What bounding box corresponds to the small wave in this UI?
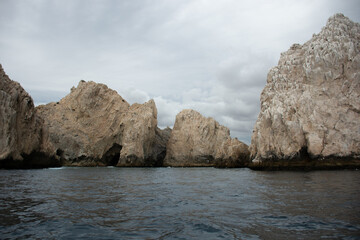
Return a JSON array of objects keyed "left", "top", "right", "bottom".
[{"left": 48, "top": 167, "right": 66, "bottom": 170}]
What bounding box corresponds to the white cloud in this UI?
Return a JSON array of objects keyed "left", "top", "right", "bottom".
[
  {"left": 153, "top": 96, "right": 183, "bottom": 129},
  {"left": 119, "top": 87, "right": 150, "bottom": 105}
]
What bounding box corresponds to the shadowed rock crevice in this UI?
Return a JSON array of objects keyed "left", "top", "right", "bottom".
[
  {"left": 298, "top": 146, "right": 311, "bottom": 161},
  {"left": 102, "top": 143, "right": 122, "bottom": 166},
  {"left": 0, "top": 151, "right": 60, "bottom": 169},
  {"left": 152, "top": 127, "right": 172, "bottom": 166},
  {"left": 21, "top": 151, "right": 61, "bottom": 168}
]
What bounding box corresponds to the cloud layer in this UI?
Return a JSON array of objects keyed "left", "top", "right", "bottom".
[{"left": 1, "top": 0, "right": 359, "bottom": 143}]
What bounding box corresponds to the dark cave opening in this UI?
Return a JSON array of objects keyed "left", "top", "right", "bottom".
[
  {"left": 298, "top": 146, "right": 311, "bottom": 161},
  {"left": 102, "top": 143, "right": 122, "bottom": 166}
]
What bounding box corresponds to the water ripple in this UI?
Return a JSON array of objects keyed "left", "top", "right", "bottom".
[{"left": 0, "top": 168, "right": 359, "bottom": 239}]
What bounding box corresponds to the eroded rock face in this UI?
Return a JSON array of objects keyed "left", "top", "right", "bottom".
[
  {"left": 250, "top": 14, "right": 360, "bottom": 169},
  {"left": 153, "top": 127, "right": 172, "bottom": 165},
  {"left": 0, "top": 64, "right": 59, "bottom": 168},
  {"left": 37, "top": 80, "right": 163, "bottom": 167},
  {"left": 164, "top": 109, "right": 249, "bottom": 167},
  {"left": 214, "top": 138, "right": 250, "bottom": 168},
  {"left": 116, "top": 100, "right": 162, "bottom": 167}
]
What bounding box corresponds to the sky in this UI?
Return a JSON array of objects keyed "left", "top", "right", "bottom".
[{"left": 1, "top": 0, "right": 359, "bottom": 144}]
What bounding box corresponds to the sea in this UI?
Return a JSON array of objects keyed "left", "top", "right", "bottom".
[{"left": 0, "top": 167, "right": 359, "bottom": 239}]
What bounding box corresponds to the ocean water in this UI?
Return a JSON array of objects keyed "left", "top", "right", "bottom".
[{"left": 0, "top": 167, "right": 359, "bottom": 239}]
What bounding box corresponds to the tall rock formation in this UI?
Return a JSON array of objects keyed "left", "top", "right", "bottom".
[
  {"left": 164, "top": 109, "right": 249, "bottom": 167},
  {"left": 37, "top": 80, "right": 167, "bottom": 167},
  {"left": 250, "top": 14, "right": 360, "bottom": 169},
  {"left": 0, "top": 64, "right": 59, "bottom": 168}
]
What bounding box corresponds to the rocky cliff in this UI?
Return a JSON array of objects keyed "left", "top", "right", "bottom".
[
  {"left": 0, "top": 64, "right": 59, "bottom": 168},
  {"left": 164, "top": 109, "right": 249, "bottom": 167},
  {"left": 37, "top": 80, "right": 167, "bottom": 167},
  {"left": 250, "top": 14, "right": 360, "bottom": 169}
]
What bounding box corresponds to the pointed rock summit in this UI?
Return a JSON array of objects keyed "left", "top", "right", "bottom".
[
  {"left": 250, "top": 14, "right": 360, "bottom": 169},
  {"left": 164, "top": 109, "right": 249, "bottom": 167}
]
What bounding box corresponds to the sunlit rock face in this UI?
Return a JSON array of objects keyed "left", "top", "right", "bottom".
[
  {"left": 0, "top": 64, "right": 59, "bottom": 168},
  {"left": 37, "top": 80, "right": 166, "bottom": 167},
  {"left": 250, "top": 14, "right": 360, "bottom": 169},
  {"left": 164, "top": 109, "right": 249, "bottom": 167}
]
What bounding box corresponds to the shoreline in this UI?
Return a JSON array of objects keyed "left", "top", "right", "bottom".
[{"left": 2, "top": 158, "right": 360, "bottom": 171}]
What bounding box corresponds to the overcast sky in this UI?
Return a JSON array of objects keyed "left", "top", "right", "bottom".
[{"left": 1, "top": 0, "right": 359, "bottom": 144}]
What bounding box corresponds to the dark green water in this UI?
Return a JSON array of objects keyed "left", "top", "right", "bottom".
[{"left": 0, "top": 167, "right": 359, "bottom": 239}]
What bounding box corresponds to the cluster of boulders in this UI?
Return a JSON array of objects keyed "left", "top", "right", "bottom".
[{"left": 1, "top": 13, "right": 359, "bottom": 169}]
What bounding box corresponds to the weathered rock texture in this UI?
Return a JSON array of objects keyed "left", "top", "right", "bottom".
[
  {"left": 250, "top": 14, "right": 360, "bottom": 169},
  {"left": 153, "top": 127, "right": 172, "bottom": 165},
  {"left": 164, "top": 109, "right": 249, "bottom": 167},
  {"left": 37, "top": 80, "right": 167, "bottom": 167},
  {"left": 0, "top": 64, "right": 59, "bottom": 168}
]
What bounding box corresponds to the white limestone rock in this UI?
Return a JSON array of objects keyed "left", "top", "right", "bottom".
[{"left": 250, "top": 14, "right": 360, "bottom": 168}]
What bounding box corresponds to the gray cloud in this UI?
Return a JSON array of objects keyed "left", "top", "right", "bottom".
[{"left": 1, "top": 0, "right": 359, "bottom": 144}]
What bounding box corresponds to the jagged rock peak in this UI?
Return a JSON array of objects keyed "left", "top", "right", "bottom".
[
  {"left": 65, "top": 80, "right": 130, "bottom": 109},
  {"left": 0, "top": 64, "right": 59, "bottom": 168},
  {"left": 322, "top": 13, "right": 359, "bottom": 36},
  {"left": 250, "top": 14, "right": 360, "bottom": 169},
  {"left": 0, "top": 64, "right": 39, "bottom": 160}
]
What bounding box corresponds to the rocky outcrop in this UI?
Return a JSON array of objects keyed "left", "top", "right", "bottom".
[
  {"left": 164, "top": 109, "right": 249, "bottom": 167},
  {"left": 116, "top": 100, "right": 164, "bottom": 167},
  {"left": 0, "top": 64, "right": 59, "bottom": 168},
  {"left": 37, "top": 80, "right": 165, "bottom": 167},
  {"left": 250, "top": 14, "right": 360, "bottom": 169},
  {"left": 214, "top": 138, "right": 250, "bottom": 168}
]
